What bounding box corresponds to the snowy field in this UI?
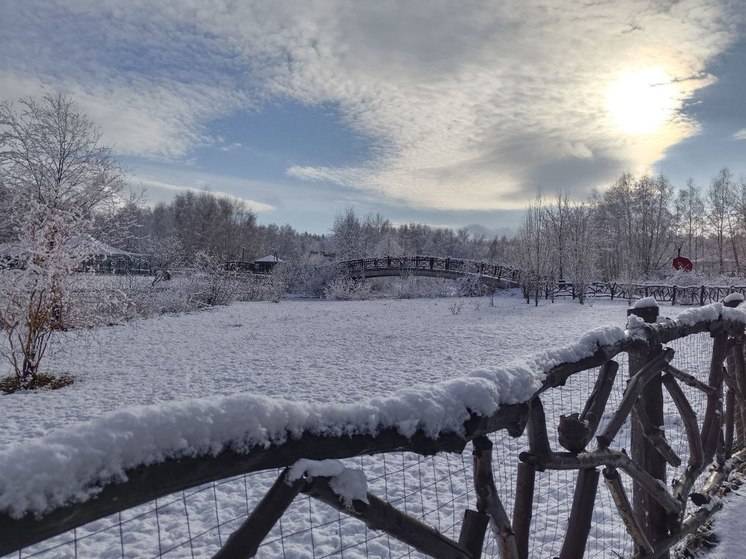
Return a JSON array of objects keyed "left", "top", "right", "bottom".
[
  {"left": 2, "top": 292, "right": 645, "bottom": 444},
  {"left": 0, "top": 293, "right": 729, "bottom": 558}
]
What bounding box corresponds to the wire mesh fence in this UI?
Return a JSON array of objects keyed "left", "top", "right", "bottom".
[{"left": 2, "top": 321, "right": 730, "bottom": 559}]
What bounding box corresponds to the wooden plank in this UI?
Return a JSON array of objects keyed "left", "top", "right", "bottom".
[
  {"left": 558, "top": 468, "right": 600, "bottom": 559},
  {"left": 212, "top": 469, "right": 302, "bottom": 559},
  {"left": 303, "top": 477, "right": 472, "bottom": 559},
  {"left": 512, "top": 462, "right": 535, "bottom": 559}
]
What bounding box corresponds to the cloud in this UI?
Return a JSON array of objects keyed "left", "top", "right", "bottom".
[
  {"left": 735, "top": 129, "right": 746, "bottom": 141},
  {"left": 127, "top": 175, "right": 275, "bottom": 213},
  {"left": 2, "top": 0, "right": 743, "bottom": 210}
]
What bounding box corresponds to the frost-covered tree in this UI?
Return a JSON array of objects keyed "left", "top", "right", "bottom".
[
  {"left": 707, "top": 168, "right": 737, "bottom": 274},
  {"left": 332, "top": 208, "right": 363, "bottom": 260},
  {"left": 675, "top": 179, "right": 705, "bottom": 264},
  {"left": 0, "top": 94, "right": 122, "bottom": 387}
]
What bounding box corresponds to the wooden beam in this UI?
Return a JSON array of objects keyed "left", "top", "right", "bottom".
[
  {"left": 633, "top": 401, "right": 681, "bottom": 467},
  {"left": 527, "top": 398, "right": 551, "bottom": 460},
  {"left": 700, "top": 333, "right": 728, "bottom": 466},
  {"left": 212, "top": 468, "right": 302, "bottom": 559},
  {"left": 512, "top": 462, "right": 535, "bottom": 559},
  {"left": 519, "top": 449, "right": 681, "bottom": 516},
  {"left": 472, "top": 436, "right": 519, "bottom": 559},
  {"left": 303, "top": 477, "right": 472, "bottom": 559},
  {"left": 662, "top": 363, "right": 716, "bottom": 395},
  {"left": 603, "top": 467, "right": 653, "bottom": 556},
  {"left": 596, "top": 348, "right": 674, "bottom": 449},
  {"left": 458, "top": 510, "right": 489, "bottom": 559},
  {"left": 580, "top": 360, "right": 619, "bottom": 445},
  {"left": 558, "top": 468, "right": 600, "bottom": 559}
]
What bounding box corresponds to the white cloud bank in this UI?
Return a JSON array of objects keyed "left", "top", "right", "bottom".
[
  {"left": 1, "top": 0, "right": 742, "bottom": 210},
  {"left": 735, "top": 129, "right": 746, "bottom": 141}
]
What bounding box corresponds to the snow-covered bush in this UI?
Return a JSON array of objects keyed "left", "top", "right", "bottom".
[
  {"left": 323, "top": 276, "right": 371, "bottom": 301},
  {"left": 189, "top": 251, "right": 239, "bottom": 307}
]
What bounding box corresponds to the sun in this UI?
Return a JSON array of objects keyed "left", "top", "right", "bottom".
[{"left": 605, "top": 68, "right": 681, "bottom": 135}]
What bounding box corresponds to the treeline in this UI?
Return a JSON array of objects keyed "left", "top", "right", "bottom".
[
  {"left": 515, "top": 169, "right": 746, "bottom": 288},
  {"left": 97, "top": 193, "right": 511, "bottom": 268},
  {"left": 330, "top": 208, "right": 509, "bottom": 261},
  {"left": 95, "top": 191, "right": 328, "bottom": 267}
]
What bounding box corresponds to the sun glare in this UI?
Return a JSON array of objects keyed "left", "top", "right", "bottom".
[{"left": 605, "top": 68, "right": 680, "bottom": 135}]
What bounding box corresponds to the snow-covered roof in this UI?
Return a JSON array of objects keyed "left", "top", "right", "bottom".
[{"left": 255, "top": 254, "right": 283, "bottom": 263}]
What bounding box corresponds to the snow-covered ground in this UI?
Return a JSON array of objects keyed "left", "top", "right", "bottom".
[
  {"left": 0, "top": 293, "right": 724, "bottom": 558},
  {"left": 705, "top": 486, "right": 746, "bottom": 559},
  {"left": 1, "top": 292, "right": 644, "bottom": 445}
]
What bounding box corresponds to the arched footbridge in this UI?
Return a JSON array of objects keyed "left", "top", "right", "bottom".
[{"left": 336, "top": 255, "right": 522, "bottom": 289}]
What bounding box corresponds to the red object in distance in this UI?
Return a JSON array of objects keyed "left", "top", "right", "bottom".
[{"left": 673, "top": 256, "right": 693, "bottom": 272}]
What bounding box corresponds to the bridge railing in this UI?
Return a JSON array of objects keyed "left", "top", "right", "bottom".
[
  {"left": 337, "top": 255, "right": 522, "bottom": 284},
  {"left": 3, "top": 301, "right": 746, "bottom": 558}
]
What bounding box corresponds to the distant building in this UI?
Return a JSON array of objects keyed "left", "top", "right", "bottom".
[
  {"left": 0, "top": 237, "right": 152, "bottom": 275},
  {"left": 224, "top": 254, "right": 284, "bottom": 274},
  {"left": 252, "top": 254, "right": 284, "bottom": 274}
]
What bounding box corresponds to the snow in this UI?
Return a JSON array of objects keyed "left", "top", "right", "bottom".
[
  {"left": 288, "top": 459, "right": 369, "bottom": 507},
  {"left": 723, "top": 292, "right": 745, "bottom": 304},
  {"left": 633, "top": 296, "right": 659, "bottom": 309},
  {"left": 0, "top": 295, "right": 737, "bottom": 557},
  {"left": 703, "top": 489, "right": 746, "bottom": 558},
  {"left": 0, "top": 299, "right": 638, "bottom": 518}
]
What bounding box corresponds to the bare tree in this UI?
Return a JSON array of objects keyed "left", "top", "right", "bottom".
[
  {"left": 0, "top": 94, "right": 122, "bottom": 388},
  {"left": 675, "top": 179, "right": 705, "bottom": 264},
  {"left": 707, "top": 168, "right": 736, "bottom": 274},
  {"left": 565, "top": 202, "right": 594, "bottom": 303}
]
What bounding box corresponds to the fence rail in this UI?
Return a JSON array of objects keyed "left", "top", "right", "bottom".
[{"left": 3, "top": 300, "right": 746, "bottom": 558}]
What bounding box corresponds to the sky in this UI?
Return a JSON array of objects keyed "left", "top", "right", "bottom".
[{"left": 1, "top": 0, "right": 745, "bottom": 234}]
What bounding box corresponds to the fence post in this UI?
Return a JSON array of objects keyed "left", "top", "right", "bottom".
[
  {"left": 671, "top": 286, "right": 677, "bottom": 306},
  {"left": 627, "top": 302, "right": 669, "bottom": 557},
  {"left": 724, "top": 296, "right": 746, "bottom": 451},
  {"left": 700, "top": 285, "right": 706, "bottom": 306}
]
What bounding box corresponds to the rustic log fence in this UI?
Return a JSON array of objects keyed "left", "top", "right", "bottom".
[{"left": 3, "top": 300, "right": 746, "bottom": 558}]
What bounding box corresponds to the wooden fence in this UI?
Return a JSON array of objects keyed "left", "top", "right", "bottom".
[{"left": 3, "top": 301, "right": 746, "bottom": 558}]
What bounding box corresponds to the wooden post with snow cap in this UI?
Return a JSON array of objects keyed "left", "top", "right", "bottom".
[{"left": 626, "top": 298, "right": 669, "bottom": 558}]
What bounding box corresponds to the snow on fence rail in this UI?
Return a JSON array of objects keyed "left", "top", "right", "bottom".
[{"left": 3, "top": 300, "right": 746, "bottom": 558}]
